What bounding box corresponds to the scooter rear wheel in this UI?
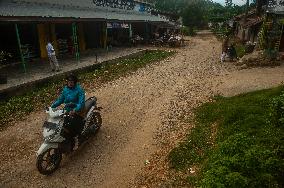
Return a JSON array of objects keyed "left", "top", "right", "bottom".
[
  {"left": 36, "top": 148, "right": 62, "bottom": 175},
  {"left": 92, "top": 112, "right": 102, "bottom": 130}
]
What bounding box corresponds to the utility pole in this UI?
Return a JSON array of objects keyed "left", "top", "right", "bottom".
[
  {"left": 72, "top": 22, "right": 80, "bottom": 62},
  {"left": 245, "top": 0, "right": 249, "bottom": 21}
]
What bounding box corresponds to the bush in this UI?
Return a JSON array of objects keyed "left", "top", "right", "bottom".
[
  {"left": 235, "top": 43, "right": 246, "bottom": 58},
  {"left": 201, "top": 135, "right": 284, "bottom": 187},
  {"left": 269, "top": 91, "right": 284, "bottom": 127},
  {"left": 264, "top": 49, "right": 279, "bottom": 61},
  {"left": 169, "top": 87, "right": 284, "bottom": 187},
  {"left": 181, "top": 26, "right": 196, "bottom": 36}
]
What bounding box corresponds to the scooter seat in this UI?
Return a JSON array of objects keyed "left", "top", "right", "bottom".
[
  {"left": 84, "top": 97, "right": 97, "bottom": 112},
  {"left": 77, "top": 97, "right": 97, "bottom": 118}
]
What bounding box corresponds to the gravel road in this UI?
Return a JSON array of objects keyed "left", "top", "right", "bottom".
[{"left": 1, "top": 33, "right": 284, "bottom": 188}]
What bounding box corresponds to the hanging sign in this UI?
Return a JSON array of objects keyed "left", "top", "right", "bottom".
[
  {"left": 107, "top": 22, "right": 129, "bottom": 29},
  {"left": 121, "top": 23, "right": 129, "bottom": 28},
  {"left": 107, "top": 23, "right": 113, "bottom": 28},
  {"left": 112, "top": 22, "right": 121, "bottom": 28}
]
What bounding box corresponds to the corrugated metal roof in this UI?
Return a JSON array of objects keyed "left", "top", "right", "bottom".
[
  {"left": 267, "top": 0, "right": 284, "bottom": 15},
  {"left": 0, "top": 0, "right": 166, "bottom": 22},
  {"left": 156, "top": 21, "right": 181, "bottom": 29}
]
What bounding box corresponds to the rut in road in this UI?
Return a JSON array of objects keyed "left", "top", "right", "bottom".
[{"left": 0, "top": 35, "right": 231, "bottom": 188}]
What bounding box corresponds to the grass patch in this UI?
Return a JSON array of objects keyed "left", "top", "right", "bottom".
[
  {"left": 169, "top": 87, "right": 284, "bottom": 187},
  {"left": 0, "top": 50, "right": 175, "bottom": 130},
  {"left": 235, "top": 43, "right": 246, "bottom": 58}
]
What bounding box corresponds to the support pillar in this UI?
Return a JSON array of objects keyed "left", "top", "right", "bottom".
[
  {"left": 15, "top": 24, "right": 26, "bottom": 73},
  {"left": 50, "top": 24, "right": 58, "bottom": 53},
  {"left": 129, "top": 23, "right": 133, "bottom": 38},
  {"left": 77, "top": 23, "right": 86, "bottom": 52},
  {"left": 72, "top": 22, "right": 80, "bottom": 61},
  {"left": 37, "top": 23, "right": 48, "bottom": 58},
  {"left": 144, "top": 22, "right": 149, "bottom": 43},
  {"left": 103, "top": 22, "right": 107, "bottom": 49}
]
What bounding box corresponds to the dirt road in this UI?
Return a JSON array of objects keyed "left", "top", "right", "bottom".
[{"left": 1, "top": 33, "right": 284, "bottom": 188}]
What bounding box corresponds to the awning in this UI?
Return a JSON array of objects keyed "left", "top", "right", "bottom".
[
  {"left": 0, "top": 0, "right": 167, "bottom": 22},
  {"left": 154, "top": 21, "right": 181, "bottom": 29}
]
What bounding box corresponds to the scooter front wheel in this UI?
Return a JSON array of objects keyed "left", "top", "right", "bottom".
[{"left": 36, "top": 148, "right": 62, "bottom": 175}]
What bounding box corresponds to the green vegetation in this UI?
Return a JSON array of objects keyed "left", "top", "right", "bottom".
[
  {"left": 0, "top": 50, "right": 175, "bottom": 130},
  {"left": 235, "top": 43, "right": 246, "bottom": 58},
  {"left": 169, "top": 87, "right": 284, "bottom": 187},
  {"left": 181, "top": 26, "right": 196, "bottom": 36},
  {"left": 154, "top": 0, "right": 246, "bottom": 29},
  {"left": 264, "top": 49, "right": 279, "bottom": 61}
]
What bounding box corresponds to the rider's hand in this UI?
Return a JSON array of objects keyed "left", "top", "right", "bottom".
[{"left": 69, "top": 110, "right": 76, "bottom": 116}]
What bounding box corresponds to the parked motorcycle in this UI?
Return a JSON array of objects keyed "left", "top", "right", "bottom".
[
  {"left": 168, "top": 35, "right": 182, "bottom": 47},
  {"left": 36, "top": 96, "right": 102, "bottom": 175},
  {"left": 131, "top": 34, "right": 144, "bottom": 46}
]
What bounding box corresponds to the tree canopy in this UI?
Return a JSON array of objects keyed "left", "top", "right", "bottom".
[{"left": 153, "top": 0, "right": 247, "bottom": 28}]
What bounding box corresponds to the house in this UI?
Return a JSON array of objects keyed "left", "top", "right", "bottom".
[
  {"left": 234, "top": 9, "right": 263, "bottom": 43},
  {"left": 265, "top": 0, "right": 284, "bottom": 51},
  {"left": 0, "top": 0, "right": 170, "bottom": 71}
]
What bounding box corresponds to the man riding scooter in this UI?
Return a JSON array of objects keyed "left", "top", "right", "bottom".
[
  {"left": 51, "top": 73, "right": 85, "bottom": 150},
  {"left": 36, "top": 73, "right": 102, "bottom": 175}
]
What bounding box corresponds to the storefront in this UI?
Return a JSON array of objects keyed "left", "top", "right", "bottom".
[
  {"left": 0, "top": 0, "right": 169, "bottom": 73},
  {"left": 0, "top": 23, "right": 20, "bottom": 63},
  {"left": 55, "top": 23, "right": 74, "bottom": 57},
  {"left": 83, "top": 21, "right": 104, "bottom": 49},
  {"left": 107, "top": 22, "right": 131, "bottom": 47},
  {"left": 0, "top": 23, "right": 40, "bottom": 64}
]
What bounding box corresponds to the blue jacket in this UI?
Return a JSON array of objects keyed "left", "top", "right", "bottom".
[{"left": 51, "top": 84, "right": 85, "bottom": 112}]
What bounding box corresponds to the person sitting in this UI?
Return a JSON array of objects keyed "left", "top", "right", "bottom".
[
  {"left": 51, "top": 73, "right": 85, "bottom": 150},
  {"left": 221, "top": 37, "right": 229, "bottom": 63},
  {"left": 228, "top": 44, "right": 237, "bottom": 61}
]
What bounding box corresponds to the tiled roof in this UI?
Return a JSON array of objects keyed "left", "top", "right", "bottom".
[
  {"left": 0, "top": 0, "right": 166, "bottom": 22},
  {"left": 239, "top": 17, "right": 263, "bottom": 28},
  {"left": 234, "top": 9, "right": 257, "bottom": 20}
]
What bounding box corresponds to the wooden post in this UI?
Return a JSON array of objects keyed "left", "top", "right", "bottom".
[
  {"left": 145, "top": 22, "right": 149, "bottom": 43},
  {"left": 50, "top": 24, "right": 58, "bottom": 54},
  {"left": 181, "top": 24, "right": 184, "bottom": 46},
  {"left": 104, "top": 22, "right": 107, "bottom": 50},
  {"left": 182, "top": 26, "right": 184, "bottom": 40},
  {"left": 37, "top": 23, "right": 48, "bottom": 58},
  {"left": 15, "top": 24, "right": 26, "bottom": 73},
  {"left": 77, "top": 23, "right": 86, "bottom": 52},
  {"left": 129, "top": 23, "right": 133, "bottom": 38}
]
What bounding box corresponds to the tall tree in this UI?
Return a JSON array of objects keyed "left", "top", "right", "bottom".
[
  {"left": 153, "top": 0, "right": 247, "bottom": 28},
  {"left": 256, "top": 0, "right": 264, "bottom": 15},
  {"left": 225, "top": 0, "right": 233, "bottom": 7}
]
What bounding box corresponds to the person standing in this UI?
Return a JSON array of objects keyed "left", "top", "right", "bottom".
[
  {"left": 221, "top": 37, "right": 229, "bottom": 63},
  {"left": 228, "top": 44, "right": 237, "bottom": 61},
  {"left": 46, "top": 41, "right": 60, "bottom": 72}
]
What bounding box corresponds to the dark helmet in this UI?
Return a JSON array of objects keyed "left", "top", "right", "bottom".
[{"left": 66, "top": 73, "right": 78, "bottom": 83}]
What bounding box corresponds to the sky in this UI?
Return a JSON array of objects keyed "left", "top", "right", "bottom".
[{"left": 212, "top": 0, "right": 247, "bottom": 6}]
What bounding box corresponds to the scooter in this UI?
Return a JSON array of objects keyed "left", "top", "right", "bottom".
[{"left": 36, "top": 97, "right": 102, "bottom": 175}]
